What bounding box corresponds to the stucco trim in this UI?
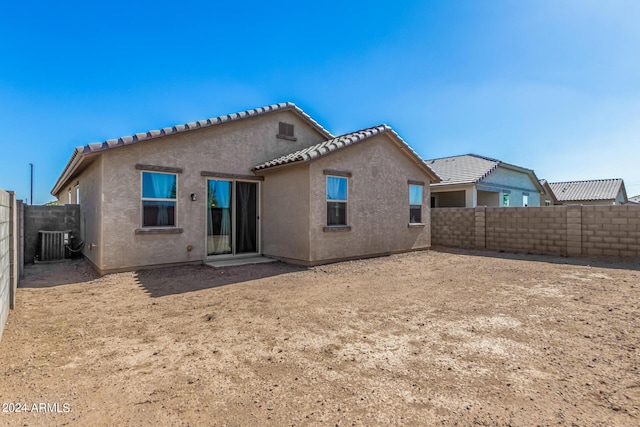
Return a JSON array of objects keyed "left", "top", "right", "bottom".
[
  {"left": 323, "top": 226, "right": 352, "bottom": 232},
  {"left": 276, "top": 133, "right": 297, "bottom": 141},
  {"left": 408, "top": 223, "right": 426, "bottom": 228},
  {"left": 323, "top": 169, "right": 352, "bottom": 178},
  {"left": 408, "top": 179, "right": 425, "bottom": 186},
  {"left": 200, "top": 171, "right": 265, "bottom": 181},
  {"left": 135, "top": 228, "right": 184, "bottom": 235},
  {"left": 135, "top": 164, "right": 184, "bottom": 174}
]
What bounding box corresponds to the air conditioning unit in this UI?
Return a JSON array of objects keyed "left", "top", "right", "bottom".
[{"left": 37, "top": 230, "right": 71, "bottom": 262}]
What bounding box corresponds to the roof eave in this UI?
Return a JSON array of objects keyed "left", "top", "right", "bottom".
[
  {"left": 252, "top": 160, "right": 307, "bottom": 175},
  {"left": 486, "top": 162, "right": 545, "bottom": 193},
  {"left": 252, "top": 126, "right": 441, "bottom": 183},
  {"left": 51, "top": 148, "right": 85, "bottom": 196},
  {"left": 382, "top": 129, "right": 440, "bottom": 183},
  {"left": 619, "top": 180, "right": 628, "bottom": 203},
  {"left": 431, "top": 180, "right": 475, "bottom": 187}
]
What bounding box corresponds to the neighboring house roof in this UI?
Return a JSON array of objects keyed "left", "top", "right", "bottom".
[
  {"left": 252, "top": 124, "right": 441, "bottom": 182},
  {"left": 629, "top": 195, "right": 640, "bottom": 204},
  {"left": 426, "top": 154, "right": 499, "bottom": 185},
  {"left": 548, "top": 179, "right": 627, "bottom": 202},
  {"left": 51, "top": 102, "right": 334, "bottom": 196},
  {"left": 426, "top": 154, "right": 543, "bottom": 192}
]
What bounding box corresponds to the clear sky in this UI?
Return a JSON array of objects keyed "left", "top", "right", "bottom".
[{"left": 1, "top": 0, "right": 639, "bottom": 204}]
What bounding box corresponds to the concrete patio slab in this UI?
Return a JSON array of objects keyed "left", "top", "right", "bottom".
[{"left": 204, "top": 256, "right": 276, "bottom": 269}]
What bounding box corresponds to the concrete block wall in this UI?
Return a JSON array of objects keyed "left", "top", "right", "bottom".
[
  {"left": 485, "top": 206, "right": 567, "bottom": 255},
  {"left": 0, "top": 189, "right": 15, "bottom": 344},
  {"left": 432, "top": 205, "right": 640, "bottom": 258},
  {"left": 431, "top": 207, "right": 475, "bottom": 247},
  {"left": 581, "top": 205, "right": 640, "bottom": 257},
  {"left": 24, "top": 205, "right": 81, "bottom": 263}
]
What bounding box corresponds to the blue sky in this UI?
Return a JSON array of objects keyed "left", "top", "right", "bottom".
[{"left": 1, "top": 0, "right": 639, "bottom": 203}]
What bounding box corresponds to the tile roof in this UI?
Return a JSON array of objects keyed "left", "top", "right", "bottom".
[
  {"left": 252, "top": 124, "right": 440, "bottom": 181},
  {"left": 548, "top": 179, "right": 625, "bottom": 202},
  {"left": 425, "top": 154, "right": 501, "bottom": 185},
  {"left": 80, "top": 102, "right": 333, "bottom": 155},
  {"left": 52, "top": 102, "right": 333, "bottom": 195}
]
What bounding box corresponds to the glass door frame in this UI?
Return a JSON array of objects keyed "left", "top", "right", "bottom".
[{"left": 205, "top": 178, "right": 261, "bottom": 260}]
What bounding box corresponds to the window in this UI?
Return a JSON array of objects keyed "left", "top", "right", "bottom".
[
  {"left": 68, "top": 190, "right": 72, "bottom": 204},
  {"left": 409, "top": 185, "right": 423, "bottom": 223},
  {"left": 326, "top": 176, "right": 347, "bottom": 226},
  {"left": 75, "top": 185, "right": 80, "bottom": 205},
  {"left": 142, "top": 171, "right": 177, "bottom": 227},
  {"left": 545, "top": 200, "right": 551, "bottom": 207},
  {"left": 277, "top": 122, "right": 296, "bottom": 141},
  {"left": 502, "top": 193, "right": 510, "bottom": 207},
  {"left": 522, "top": 193, "right": 529, "bottom": 207}
]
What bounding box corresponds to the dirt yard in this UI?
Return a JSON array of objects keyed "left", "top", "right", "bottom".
[{"left": 0, "top": 249, "right": 638, "bottom": 426}]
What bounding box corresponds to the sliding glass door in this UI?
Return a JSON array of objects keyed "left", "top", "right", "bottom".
[{"left": 207, "top": 179, "right": 258, "bottom": 257}]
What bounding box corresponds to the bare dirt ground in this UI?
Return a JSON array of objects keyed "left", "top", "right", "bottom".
[{"left": 0, "top": 249, "right": 639, "bottom": 426}]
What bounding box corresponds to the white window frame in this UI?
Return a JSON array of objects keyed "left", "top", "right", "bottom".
[
  {"left": 75, "top": 184, "right": 80, "bottom": 205},
  {"left": 68, "top": 190, "right": 72, "bottom": 204},
  {"left": 409, "top": 184, "right": 423, "bottom": 224},
  {"left": 502, "top": 192, "right": 510, "bottom": 207},
  {"left": 141, "top": 171, "right": 178, "bottom": 228},
  {"left": 326, "top": 175, "right": 348, "bottom": 227},
  {"left": 522, "top": 193, "right": 529, "bottom": 207}
]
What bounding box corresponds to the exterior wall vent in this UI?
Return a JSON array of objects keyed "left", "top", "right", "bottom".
[
  {"left": 277, "top": 122, "right": 296, "bottom": 141},
  {"left": 37, "top": 230, "right": 70, "bottom": 262}
]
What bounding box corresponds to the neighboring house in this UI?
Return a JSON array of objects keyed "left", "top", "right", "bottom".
[
  {"left": 52, "top": 102, "right": 440, "bottom": 274},
  {"left": 539, "top": 179, "right": 559, "bottom": 207},
  {"left": 629, "top": 195, "right": 640, "bottom": 204},
  {"left": 426, "top": 154, "right": 544, "bottom": 208},
  {"left": 546, "top": 179, "right": 628, "bottom": 205}
]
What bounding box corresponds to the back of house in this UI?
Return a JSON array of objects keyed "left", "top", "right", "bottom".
[{"left": 52, "top": 103, "right": 439, "bottom": 274}]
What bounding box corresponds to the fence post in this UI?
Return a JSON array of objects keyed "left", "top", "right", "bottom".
[
  {"left": 566, "top": 205, "right": 582, "bottom": 256},
  {"left": 474, "top": 206, "right": 486, "bottom": 249}
]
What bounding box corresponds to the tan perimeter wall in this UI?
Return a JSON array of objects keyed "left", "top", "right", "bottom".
[
  {"left": 486, "top": 207, "right": 567, "bottom": 255},
  {"left": 432, "top": 205, "right": 640, "bottom": 258},
  {"left": 0, "top": 189, "right": 18, "bottom": 344},
  {"left": 431, "top": 207, "right": 475, "bottom": 247}
]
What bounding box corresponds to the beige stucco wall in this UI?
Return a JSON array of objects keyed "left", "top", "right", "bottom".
[
  {"left": 96, "top": 110, "right": 327, "bottom": 272},
  {"left": 477, "top": 190, "right": 501, "bottom": 206},
  {"left": 55, "top": 157, "right": 104, "bottom": 269},
  {"left": 261, "top": 164, "right": 311, "bottom": 262},
  {"left": 306, "top": 134, "right": 433, "bottom": 263},
  {"left": 431, "top": 184, "right": 473, "bottom": 208}
]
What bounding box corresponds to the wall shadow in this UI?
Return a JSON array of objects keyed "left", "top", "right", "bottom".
[
  {"left": 134, "top": 262, "right": 307, "bottom": 298},
  {"left": 19, "top": 259, "right": 100, "bottom": 288},
  {"left": 432, "top": 246, "right": 640, "bottom": 272}
]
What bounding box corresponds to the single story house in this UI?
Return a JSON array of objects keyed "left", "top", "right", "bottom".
[
  {"left": 426, "top": 154, "right": 544, "bottom": 208},
  {"left": 52, "top": 102, "right": 440, "bottom": 274},
  {"left": 545, "top": 179, "right": 628, "bottom": 205}
]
